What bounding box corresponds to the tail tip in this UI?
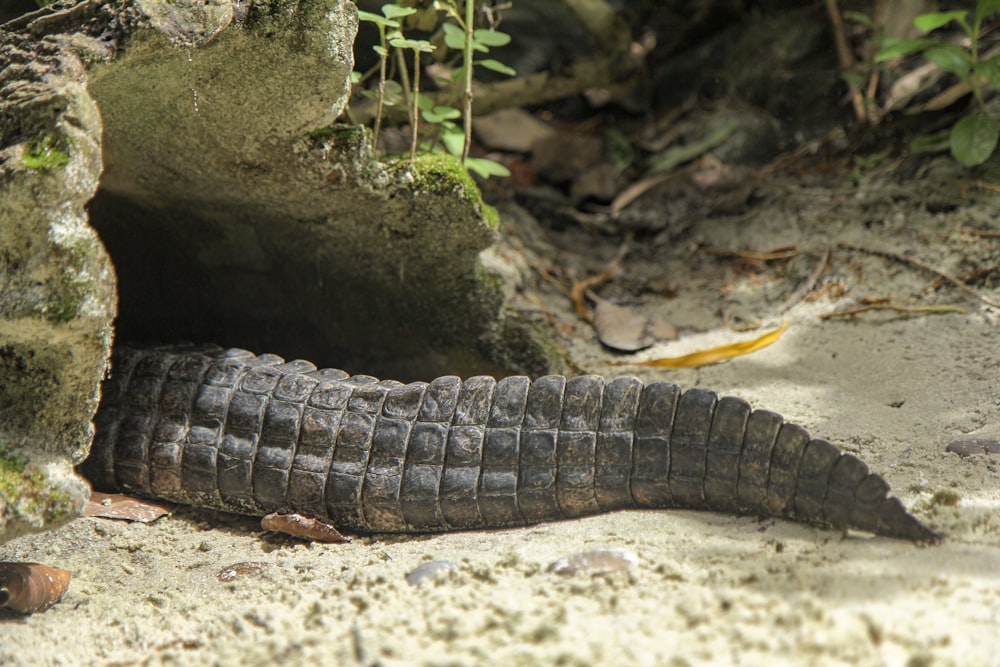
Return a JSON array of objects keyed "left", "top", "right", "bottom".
[{"left": 877, "top": 497, "right": 941, "bottom": 544}]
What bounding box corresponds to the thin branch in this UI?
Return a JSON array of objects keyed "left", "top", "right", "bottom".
[
  {"left": 819, "top": 303, "right": 965, "bottom": 319},
  {"left": 839, "top": 242, "right": 1000, "bottom": 308},
  {"left": 778, "top": 248, "right": 831, "bottom": 313},
  {"left": 462, "top": 0, "right": 474, "bottom": 165},
  {"left": 823, "top": 0, "right": 867, "bottom": 124}
]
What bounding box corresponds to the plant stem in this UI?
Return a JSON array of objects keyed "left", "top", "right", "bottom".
[
  {"left": 410, "top": 50, "right": 422, "bottom": 162},
  {"left": 462, "top": 0, "right": 474, "bottom": 164},
  {"left": 970, "top": 14, "right": 986, "bottom": 110},
  {"left": 372, "top": 30, "right": 388, "bottom": 151}
]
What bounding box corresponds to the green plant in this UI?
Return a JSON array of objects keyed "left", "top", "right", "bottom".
[
  {"left": 878, "top": 0, "right": 1000, "bottom": 166},
  {"left": 21, "top": 134, "right": 70, "bottom": 171},
  {"left": 356, "top": 4, "right": 415, "bottom": 152},
  {"left": 355, "top": 2, "right": 515, "bottom": 178}
]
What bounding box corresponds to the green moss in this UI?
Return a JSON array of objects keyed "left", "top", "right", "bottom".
[
  {"left": 21, "top": 133, "right": 71, "bottom": 171},
  {"left": 475, "top": 261, "right": 505, "bottom": 292},
  {"left": 0, "top": 450, "right": 77, "bottom": 524},
  {"left": 308, "top": 124, "right": 367, "bottom": 146},
  {"left": 46, "top": 276, "right": 90, "bottom": 323},
  {"left": 34, "top": 235, "right": 96, "bottom": 323},
  {"left": 387, "top": 152, "right": 486, "bottom": 205},
  {"left": 0, "top": 450, "right": 37, "bottom": 515},
  {"left": 481, "top": 202, "right": 501, "bottom": 230}
]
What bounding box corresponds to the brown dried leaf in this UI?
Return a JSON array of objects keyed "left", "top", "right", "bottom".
[
  {"left": 0, "top": 562, "right": 71, "bottom": 614},
  {"left": 473, "top": 108, "right": 555, "bottom": 153},
  {"left": 591, "top": 296, "right": 677, "bottom": 352},
  {"left": 84, "top": 491, "right": 173, "bottom": 522},
  {"left": 260, "top": 512, "right": 351, "bottom": 543}
]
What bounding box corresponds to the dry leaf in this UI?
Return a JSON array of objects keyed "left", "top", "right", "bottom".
[
  {"left": 84, "top": 491, "right": 173, "bottom": 522},
  {"left": 628, "top": 321, "right": 788, "bottom": 368},
  {"left": 591, "top": 296, "right": 677, "bottom": 352},
  {"left": 473, "top": 108, "right": 554, "bottom": 153},
  {"left": 261, "top": 512, "right": 351, "bottom": 543}
]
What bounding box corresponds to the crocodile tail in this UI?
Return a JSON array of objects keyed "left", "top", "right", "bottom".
[
  {"left": 81, "top": 347, "right": 938, "bottom": 542},
  {"left": 623, "top": 382, "right": 939, "bottom": 542}
]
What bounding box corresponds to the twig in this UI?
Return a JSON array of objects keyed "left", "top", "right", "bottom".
[
  {"left": 610, "top": 172, "right": 674, "bottom": 215},
  {"left": 462, "top": 0, "right": 474, "bottom": 165},
  {"left": 820, "top": 303, "right": 965, "bottom": 319},
  {"left": 839, "top": 242, "right": 1000, "bottom": 308},
  {"left": 778, "top": 248, "right": 831, "bottom": 313},
  {"left": 960, "top": 227, "right": 1000, "bottom": 238},
  {"left": 823, "top": 0, "right": 867, "bottom": 124},
  {"left": 569, "top": 241, "right": 630, "bottom": 322},
  {"left": 700, "top": 246, "right": 801, "bottom": 262}
]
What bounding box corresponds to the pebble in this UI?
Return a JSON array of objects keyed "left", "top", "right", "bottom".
[
  {"left": 405, "top": 560, "right": 458, "bottom": 586},
  {"left": 546, "top": 549, "right": 639, "bottom": 576},
  {"left": 945, "top": 439, "right": 1000, "bottom": 458}
]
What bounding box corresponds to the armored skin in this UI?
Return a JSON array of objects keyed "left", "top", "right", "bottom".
[{"left": 80, "top": 345, "right": 939, "bottom": 542}]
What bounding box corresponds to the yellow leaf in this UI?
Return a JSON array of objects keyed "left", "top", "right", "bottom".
[{"left": 628, "top": 321, "right": 788, "bottom": 368}]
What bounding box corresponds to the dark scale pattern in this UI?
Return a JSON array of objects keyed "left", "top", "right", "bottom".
[{"left": 80, "top": 345, "right": 940, "bottom": 542}]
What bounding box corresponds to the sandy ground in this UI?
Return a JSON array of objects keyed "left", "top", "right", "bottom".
[{"left": 2, "top": 157, "right": 1000, "bottom": 666}]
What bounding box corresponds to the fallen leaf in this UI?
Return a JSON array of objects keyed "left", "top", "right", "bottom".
[
  {"left": 84, "top": 491, "right": 172, "bottom": 522},
  {"left": 261, "top": 512, "right": 351, "bottom": 543},
  {"left": 592, "top": 296, "right": 677, "bottom": 352},
  {"left": 627, "top": 320, "right": 788, "bottom": 368},
  {"left": 474, "top": 108, "right": 555, "bottom": 153}
]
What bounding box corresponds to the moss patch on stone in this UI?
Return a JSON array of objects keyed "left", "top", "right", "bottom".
[
  {"left": 21, "top": 133, "right": 71, "bottom": 171},
  {"left": 0, "top": 450, "right": 75, "bottom": 528}
]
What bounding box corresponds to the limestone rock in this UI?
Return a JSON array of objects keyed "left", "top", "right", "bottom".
[
  {"left": 0, "top": 21, "right": 112, "bottom": 542},
  {"left": 0, "top": 0, "right": 549, "bottom": 544}
]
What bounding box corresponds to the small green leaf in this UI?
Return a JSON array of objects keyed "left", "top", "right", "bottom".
[
  {"left": 390, "top": 38, "right": 435, "bottom": 52},
  {"left": 441, "top": 126, "right": 465, "bottom": 156},
  {"left": 419, "top": 95, "right": 461, "bottom": 122},
  {"left": 382, "top": 80, "right": 404, "bottom": 106},
  {"left": 350, "top": 71, "right": 362, "bottom": 84},
  {"left": 477, "top": 59, "right": 516, "bottom": 76},
  {"left": 909, "top": 130, "right": 952, "bottom": 154},
  {"left": 372, "top": 44, "right": 388, "bottom": 57},
  {"left": 472, "top": 29, "right": 511, "bottom": 47},
  {"left": 913, "top": 10, "right": 968, "bottom": 33},
  {"left": 979, "top": 56, "right": 1000, "bottom": 90},
  {"left": 358, "top": 10, "right": 394, "bottom": 28},
  {"left": 648, "top": 122, "right": 738, "bottom": 175},
  {"left": 423, "top": 106, "right": 462, "bottom": 123},
  {"left": 876, "top": 37, "right": 937, "bottom": 62},
  {"left": 442, "top": 22, "right": 466, "bottom": 50},
  {"left": 951, "top": 112, "right": 999, "bottom": 166},
  {"left": 465, "top": 157, "right": 511, "bottom": 178},
  {"left": 976, "top": 0, "right": 1000, "bottom": 23},
  {"left": 382, "top": 4, "right": 416, "bottom": 19},
  {"left": 841, "top": 71, "right": 865, "bottom": 88},
  {"left": 924, "top": 45, "right": 974, "bottom": 78},
  {"left": 843, "top": 10, "right": 874, "bottom": 28}
]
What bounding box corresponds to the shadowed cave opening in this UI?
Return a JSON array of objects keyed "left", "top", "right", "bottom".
[{"left": 81, "top": 18, "right": 509, "bottom": 382}]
